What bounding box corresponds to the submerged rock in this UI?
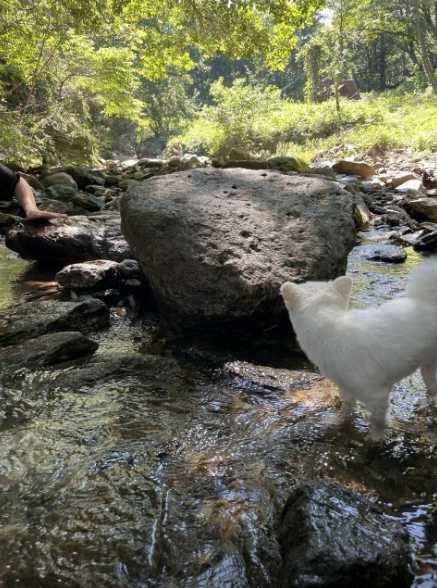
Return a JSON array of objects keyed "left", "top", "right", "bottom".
[
  {"left": 0, "top": 331, "right": 98, "bottom": 367},
  {"left": 121, "top": 168, "right": 356, "bottom": 335},
  {"left": 279, "top": 482, "right": 412, "bottom": 588},
  {"left": 0, "top": 298, "right": 109, "bottom": 346},
  {"left": 357, "top": 243, "right": 407, "bottom": 263},
  {"left": 5, "top": 213, "right": 130, "bottom": 265}
]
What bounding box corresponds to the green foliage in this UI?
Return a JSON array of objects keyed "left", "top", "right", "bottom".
[
  {"left": 173, "top": 78, "right": 285, "bottom": 156},
  {"left": 174, "top": 79, "right": 437, "bottom": 161},
  {"left": 0, "top": 0, "right": 324, "bottom": 164}
]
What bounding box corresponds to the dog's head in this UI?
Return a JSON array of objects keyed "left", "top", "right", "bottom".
[{"left": 280, "top": 276, "right": 353, "bottom": 314}]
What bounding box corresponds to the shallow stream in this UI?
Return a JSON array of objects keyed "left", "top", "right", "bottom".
[{"left": 0, "top": 237, "right": 436, "bottom": 587}]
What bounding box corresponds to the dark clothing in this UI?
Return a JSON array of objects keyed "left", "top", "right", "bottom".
[{"left": 0, "top": 163, "right": 20, "bottom": 201}]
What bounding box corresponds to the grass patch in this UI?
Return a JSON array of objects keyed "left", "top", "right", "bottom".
[{"left": 173, "top": 83, "right": 437, "bottom": 163}]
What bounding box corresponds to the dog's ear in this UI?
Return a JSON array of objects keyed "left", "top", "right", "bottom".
[
  {"left": 280, "top": 282, "right": 301, "bottom": 309},
  {"left": 333, "top": 276, "right": 353, "bottom": 300}
]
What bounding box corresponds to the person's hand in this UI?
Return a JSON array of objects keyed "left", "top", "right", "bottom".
[{"left": 23, "top": 209, "right": 68, "bottom": 224}]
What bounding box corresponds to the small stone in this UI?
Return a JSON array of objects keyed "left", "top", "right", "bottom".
[
  {"left": 42, "top": 172, "right": 78, "bottom": 190},
  {"left": 386, "top": 173, "right": 416, "bottom": 188},
  {"left": 395, "top": 179, "right": 424, "bottom": 193},
  {"left": 353, "top": 195, "right": 371, "bottom": 229},
  {"left": 332, "top": 160, "right": 376, "bottom": 179},
  {"left": 413, "top": 229, "right": 437, "bottom": 254},
  {"left": 56, "top": 260, "right": 120, "bottom": 290}
]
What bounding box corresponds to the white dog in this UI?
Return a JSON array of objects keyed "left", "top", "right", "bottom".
[{"left": 280, "top": 259, "right": 437, "bottom": 438}]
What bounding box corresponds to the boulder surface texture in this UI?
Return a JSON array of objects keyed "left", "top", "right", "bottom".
[{"left": 121, "top": 168, "right": 356, "bottom": 332}]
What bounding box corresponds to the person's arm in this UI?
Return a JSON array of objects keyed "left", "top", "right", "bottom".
[{"left": 15, "top": 177, "right": 66, "bottom": 222}]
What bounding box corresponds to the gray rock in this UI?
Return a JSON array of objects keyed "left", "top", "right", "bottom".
[
  {"left": 404, "top": 198, "right": 437, "bottom": 222},
  {"left": 56, "top": 260, "right": 120, "bottom": 290},
  {"left": 69, "top": 192, "right": 104, "bottom": 212},
  {"left": 357, "top": 243, "right": 407, "bottom": 263},
  {"left": 0, "top": 298, "right": 109, "bottom": 347},
  {"left": 0, "top": 331, "right": 98, "bottom": 367},
  {"left": 279, "top": 482, "right": 412, "bottom": 588},
  {"left": 5, "top": 213, "right": 131, "bottom": 265},
  {"left": 121, "top": 168, "right": 356, "bottom": 334},
  {"left": 46, "top": 185, "right": 104, "bottom": 212},
  {"left": 414, "top": 229, "right": 437, "bottom": 254},
  {"left": 42, "top": 172, "right": 78, "bottom": 190},
  {"left": 46, "top": 184, "right": 78, "bottom": 202},
  {"left": 36, "top": 198, "right": 75, "bottom": 215},
  {"left": 62, "top": 166, "right": 105, "bottom": 189},
  {"left": 353, "top": 194, "right": 371, "bottom": 229}
]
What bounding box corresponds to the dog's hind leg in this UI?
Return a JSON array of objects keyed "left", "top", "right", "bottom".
[
  {"left": 365, "top": 388, "right": 391, "bottom": 440},
  {"left": 420, "top": 362, "right": 437, "bottom": 396}
]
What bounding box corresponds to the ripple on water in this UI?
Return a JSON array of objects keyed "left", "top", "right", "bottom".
[{"left": 0, "top": 237, "right": 436, "bottom": 586}]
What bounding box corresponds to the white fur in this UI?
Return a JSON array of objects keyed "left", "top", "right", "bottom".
[{"left": 280, "top": 259, "right": 437, "bottom": 437}]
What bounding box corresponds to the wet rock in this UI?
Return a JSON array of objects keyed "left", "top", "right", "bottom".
[
  {"left": 332, "top": 160, "right": 376, "bottom": 179},
  {"left": 413, "top": 229, "right": 437, "bottom": 254},
  {"left": 404, "top": 198, "right": 437, "bottom": 223},
  {"left": 0, "top": 298, "right": 109, "bottom": 347},
  {"left": 42, "top": 172, "right": 78, "bottom": 190},
  {"left": 52, "top": 352, "right": 180, "bottom": 389},
  {"left": 56, "top": 260, "right": 121, "bottom": 290},
  {"left": 188, "top": 548, "right": 250, "bottom": 587},
  {"left": 357, "top": 243, "right": 407, "bottom": 263},
  {"left": 0, "top": 331, "right": 98, "bottom": 367},
  {"left": 279, "top": 482, "right": 412, "bottom": 588},
  {"left": 5, "top": 213, "right": 131, "bottom": 265},
  {"left": 121, "top": 168, "right": 356, "bottom": 335},
  {"left": 353, "top": 194, "right": 371, "bottom": 229},
  {"left": 0, "top": 212, "right": 19, "bottom": 227}
]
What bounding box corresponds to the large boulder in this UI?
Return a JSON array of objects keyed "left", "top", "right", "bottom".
[
  {"left": 5, "top": 213, "right": 131, "bottom": 265},
  {"left": 121, "top": 168, "right": 356, "bottom": 334}
]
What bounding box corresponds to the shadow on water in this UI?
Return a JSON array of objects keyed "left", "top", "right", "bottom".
[{"left": 0, "top": 236, "right": 436, "bottom": 586}]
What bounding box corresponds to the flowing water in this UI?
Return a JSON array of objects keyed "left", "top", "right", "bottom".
[{"left": 0, "top": 237, "right": 436, "bottom": 587}]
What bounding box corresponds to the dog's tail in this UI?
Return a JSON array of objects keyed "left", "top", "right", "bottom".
[{"left": 407, "top": 257, "right": 437, "bottom": 304}]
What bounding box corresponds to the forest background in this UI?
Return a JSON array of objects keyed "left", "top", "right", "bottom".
[{"left": 1, "top": 0, "right": 436, "bottom": 167}]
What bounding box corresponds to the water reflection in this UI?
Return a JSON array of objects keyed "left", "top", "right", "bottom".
[{"left": 0, "top": 237, "right": 435, "bottom": 586}]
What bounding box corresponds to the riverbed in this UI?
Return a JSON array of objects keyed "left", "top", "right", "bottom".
[{"left": 0, "top": 238, "right": 436, "bottom": 587}]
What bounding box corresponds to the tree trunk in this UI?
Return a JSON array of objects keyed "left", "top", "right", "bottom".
[{"left": 412, "top": 0, "right": 437, "bottom": 92}]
